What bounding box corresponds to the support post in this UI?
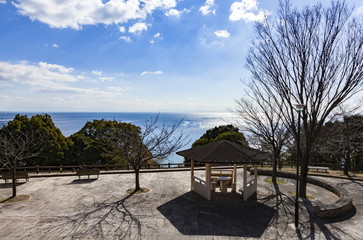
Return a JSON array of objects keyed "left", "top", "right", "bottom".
[
  {"left": 191, "top": 160, "right": 195, "bottom": 191},
  {"left": 243, "top": 164, "right": 247, "bottom": 201},
  {"left": 254, "top": 164, "right": 258, "bottom": 192},
  {"left": 232, "top": 164, "right": 237, "bottom": 192},
  {"left": 206, "top": 163, "right": 211, "bottom": 200}
]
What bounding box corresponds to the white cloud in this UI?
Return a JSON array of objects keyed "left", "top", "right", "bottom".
[
  {"left": 92, "top": 70, "right": 102, "bottom": 76},
  {"left": 99, "top": 77, "right": 114, "bottom": 82},
  {"left": 38, "top": 62, "right": 74, "bottom": 74},
  {"left": 0, "top": 61, "right": 81, "bottom": 86},
  {"left": 200, "top": 0, "right": 216, "bottom": 15},
  {"left": 229, "top": 0, "right": 270, "bottom": 22},
  {"left": 141, "top": 71, "right": 163, "bottom": 76},
  {"left": 354, "top": 6, "right": 363, "bottom": 16},
  {"left": 118, "top": 26, "right": 126, "bottom": 33},
  {"left": 165, "top": 8, "right": 189, "bottom": 17},
  {"left": 129, "top": 22, "right": 149, "bottom": 34},
  {"left": 119, "top": 36, "right": 132, "bottom": 43},
  {"left": 150, "top": 32, "right": 163, "bottom": 44},
  {"left": 52, "top": 43, "right": 59, "bottom": 48},
  {"left": 107, "top": 86, "right": 124, "bottom": 92},
  {"left": 0, "top": 0, "right": 6, "bottom": 4},
  {"left": 12, "top": 0, "right": 177, "bottom": 30},
  {"left": 214, "top": 30, "right": 230, "bottom": 38}
]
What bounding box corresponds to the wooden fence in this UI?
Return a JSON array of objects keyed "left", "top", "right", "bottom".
[{"left": 0, "top": 160, "right": 347, "bottom": 175}]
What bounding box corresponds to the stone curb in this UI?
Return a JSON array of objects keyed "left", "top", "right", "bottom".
[{"left": 250, "top": 169, "right": 353, "bottom": 219}]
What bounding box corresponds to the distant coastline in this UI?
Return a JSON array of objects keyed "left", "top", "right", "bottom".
[{"left": 0, "top": 111, "right": 236, "bottom": 163}]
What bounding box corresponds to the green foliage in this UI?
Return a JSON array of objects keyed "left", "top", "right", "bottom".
[
  {"left": 68, "top": 119, "right": 142, "bottom": 165},
  {"left": 185, "top": 124, "right": 248, "bottom": 163},
  {"left": 192, "top": 125, "right": 248, "bottom": 147},
  {"left": 201, "top": 124, "right": 240, "bottom": 140},
  {"left": 316, "top": 115, "right": 363, "bottom": 170},
  {"left": 214, "top": 131, "right": 247, "bottom": 143},
  {"left": 2, "top": 114, "right": 71, "bottom": 166}
]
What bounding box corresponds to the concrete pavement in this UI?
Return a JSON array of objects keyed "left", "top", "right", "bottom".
[{"left": 0, "top": 170, "right": 361, "bottom": 239}]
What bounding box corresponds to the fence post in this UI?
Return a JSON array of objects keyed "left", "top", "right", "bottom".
[
  {"left": 168, "top": 163, "right": 171, "bottom": 168},
  {"left": 60, "top": 165, "right": 63, "bottom": 173},
  {"left": 36, "top": 165, "right": 39, "bottom": 174}
]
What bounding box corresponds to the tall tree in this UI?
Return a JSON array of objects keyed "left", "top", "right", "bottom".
[
  {"left": 317, "top": 115, "right": 363, "bottom": 173},
  {"left": 0, "top": 126, "right": 47, "bottom": 197},
  {"left": 192, "top": 124, "right": 248, "bottom": 147},
  {"left": 4, "top": 114, "right": 71, "bottom": 166},
  {"left": 235, "top": 83, "right": 290, "bottom": 182},
  {"left": 246, "top": 0, "right": 363, "bottom": 197},
  {"left": 121, "top": 115, "right": 188, "bottom": 191},
  {"left": 68, "top": 120, "right": 141, "bottom": 165}
]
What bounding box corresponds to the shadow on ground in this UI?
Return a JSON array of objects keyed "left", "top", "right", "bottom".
[
  {"left": 32, "top": 193, "right": 150, "bottom": 240},
  {"left": 67, "top": 179, "right": 98, "bottom": 184},
  {"left": 0, "top": 182, "right": 26, "bottom": 188},
  {"left": 157, "top": 191, "right": 276, "bottom": 238}
]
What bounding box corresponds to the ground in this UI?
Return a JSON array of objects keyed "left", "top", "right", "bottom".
[{"left": 0, "top": 170, "right": 362, "bottom": 240}]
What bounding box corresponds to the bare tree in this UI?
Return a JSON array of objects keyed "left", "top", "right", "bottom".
[
  {"left": 0, "top": 128, "right": 47, "bottom": 197},
  {"left": 246, "top": 0, "right": 363, "bottom": 197},
  {"left": 235, "top": 82, "right": 291, "bottom": 182},
  {"left": 119, "top": 114, "right": 189, "bottom": 191}
]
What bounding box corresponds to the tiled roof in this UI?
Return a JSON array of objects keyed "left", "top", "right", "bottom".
[{"left": 176, "top": 140, "right": 270, "bottom": 164}]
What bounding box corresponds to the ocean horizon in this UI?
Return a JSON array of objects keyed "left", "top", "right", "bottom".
[{"left": 0, "top": 111, "right": 237, "bottom": 163}]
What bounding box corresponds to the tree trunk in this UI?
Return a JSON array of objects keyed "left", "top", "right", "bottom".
[
  {"left": 272, "top": 153, "right": 278, "bottom": 183},
  {"left": 344, "top": 122, "right": 351, "bottom": 175},
  {"left": 278, "top": 155, "right": 282, "bottom": 170},
  {"left": 134, "top": 168, "right": 140, "bottom": 191},
  {"left": 12, "top": 161, "right": 17, "bottom": 198},
  {"left": 299, "top": 151, "right": 309, "bottom": 198},
  {"left": 344, "top": 153, "right": 351, "bottom": 175}
]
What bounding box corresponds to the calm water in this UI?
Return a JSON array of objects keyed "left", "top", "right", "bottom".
[{"left": 0, "top": 112, "right": 237, "bottom": 163}]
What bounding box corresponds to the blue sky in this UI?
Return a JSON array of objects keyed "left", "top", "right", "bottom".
[{"left": 1, "top": 0, "right": 363, "bottom": 112}]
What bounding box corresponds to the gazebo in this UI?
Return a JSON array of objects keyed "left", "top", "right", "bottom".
[{"left": 177, "top": 140, "right": 270, "bottom": 201}]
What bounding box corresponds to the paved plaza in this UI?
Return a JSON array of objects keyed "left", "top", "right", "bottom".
[{"left": 0, "top": 169, "right": 362, "bottom": 239}]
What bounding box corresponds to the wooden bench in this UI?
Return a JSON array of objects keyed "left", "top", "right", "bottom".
[
  {"left": 211, "top": 170, "right": 233, "bottom": 184},
  {"left": 76, "top": 169, "right": 100, "bottom": 179},
  {"left": 239, "top": 177, "right": 257, "bottom": 201},
  {"left": 1, "top": 172, "right": 29, "bottom": 183},
  {"left": 308, "top": 166, "right": 329, "bottom": 173}
]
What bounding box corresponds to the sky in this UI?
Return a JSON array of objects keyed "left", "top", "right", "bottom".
[{"left": 1, "top": 0, "right": 363, "bottom": 113}]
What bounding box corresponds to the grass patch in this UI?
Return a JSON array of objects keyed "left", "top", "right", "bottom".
[
  {"left": 126, "top": 188, "right": 150, "bottom": 195},
  {"left": 0, "top": 195, "right": 30, "bottom": 204},
  {"left": 290, "top": 192, "right": 315, "bottom": 199},
  {"left": 263, "top": 178, "right": 287, "bottom": 185}
]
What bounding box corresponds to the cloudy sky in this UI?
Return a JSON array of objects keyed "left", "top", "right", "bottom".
[{"left": 1, "top": 0, "right": 362, "bottom": 112}]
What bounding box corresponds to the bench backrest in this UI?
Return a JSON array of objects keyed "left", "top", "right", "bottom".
[
  {"left": 76, "top": 169, "right": 100, "bottom": 175},
  {"left": 1, "top": 172, "right": 29, "bottom": 179}
]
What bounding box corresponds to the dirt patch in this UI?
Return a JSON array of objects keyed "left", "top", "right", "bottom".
[
  {"left": 0, "top": 195, "right": 30, "bottom": 204},
  {"left": 126, "top": 187, "right": 150, "bottom": 194}
]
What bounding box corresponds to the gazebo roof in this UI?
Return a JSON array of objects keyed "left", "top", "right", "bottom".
[{"left": 176, "top": 140, "right": 270, "bottom": 164}]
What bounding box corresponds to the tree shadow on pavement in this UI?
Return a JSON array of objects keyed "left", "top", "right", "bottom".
[
  {"left": 301, "top": 198, "right": 356, "bottom": 240},
  {"left": 35, "top": 193, "right": 150, "bottom": 239},
  {"left": 0, "top": 182, "right": 26, "bottom": 188},
  {"left": 157, "top": 191, "right": 276, "bottom": 238},
  {"left": 67, "top": 179, "right": 98, "bottom": 185}
]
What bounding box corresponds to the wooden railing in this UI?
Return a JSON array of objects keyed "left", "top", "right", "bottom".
[
  {"left": 0, "top": 162, "right": 206, "bottom": 174},
  {"left": 0, "top": 161, "right": 348, "bottom": 175}
]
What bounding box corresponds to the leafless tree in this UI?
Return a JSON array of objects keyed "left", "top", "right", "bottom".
[
  {"left": 120, "top": 114, "right": 189, "bottom": 191},
  {"left": 0, "top": 128, "right": 47, "bottom": 197},
  {"left": 246, "top": 0, "right": 363, "bottom": 197},
  {"left": 235, "top": 81, "right": 291, "bottom": 182}
]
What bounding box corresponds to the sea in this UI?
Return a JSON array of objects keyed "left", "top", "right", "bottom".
[{"left": 0, "top": 112, "right": 238, "bottom": 164}]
